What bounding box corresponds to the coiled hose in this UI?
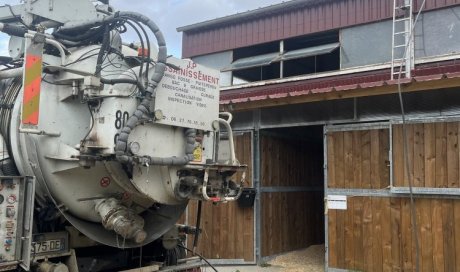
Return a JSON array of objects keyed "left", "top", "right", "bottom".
[{"left": 0, "top": 78, "right": 21, "bottom": 175}]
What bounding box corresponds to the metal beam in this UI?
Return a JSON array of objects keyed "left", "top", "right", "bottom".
[
  {"left": 325, "top": 122, "right": 390, "bottom": 132},
  {"left": 0, "top": 4, "right": 24, "bottom": 22},
  {"left": 391, "top": 186, "right": 460, "bottom": 196},
  {"left": 328, "top": 268, "right": 350, "bottom": 272},
  {"left": 260, "top": 186, "right": 323, "bottom": 193},
  {"left": 328, "top": 188, "right": 460, "bottom": 199}
]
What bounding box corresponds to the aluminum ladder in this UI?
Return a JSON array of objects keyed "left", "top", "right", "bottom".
[{"left": 391, "top": 0, "right": 414, "bottom": 80}]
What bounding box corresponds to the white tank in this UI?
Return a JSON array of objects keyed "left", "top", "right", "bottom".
[{"left": 0, "top": 40, "right": 243, "bottom": 249}]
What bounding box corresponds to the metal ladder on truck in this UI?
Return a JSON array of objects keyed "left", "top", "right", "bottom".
[{"left": 391, "top": 0, "right": 414, "bottom": 80}]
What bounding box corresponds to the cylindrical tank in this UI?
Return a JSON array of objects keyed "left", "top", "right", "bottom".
[
  {"left": 1, "top": 44, "right": 188, "bottom": 248},
  {"left": 0, "top": 4, "right": 245, "bottom": 253}
]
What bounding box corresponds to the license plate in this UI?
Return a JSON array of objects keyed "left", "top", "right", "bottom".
[{"left": 33, "top": 239, "right": 64, "bottom": 254}]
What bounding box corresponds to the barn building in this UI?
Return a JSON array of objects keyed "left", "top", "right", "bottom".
[{"left": 178, "top": 0, "right": 460, "bottom": 270}]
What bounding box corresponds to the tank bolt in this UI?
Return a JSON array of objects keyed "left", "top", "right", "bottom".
[{"left": 154, "top": 110, "right": 164, "bottom": 121}]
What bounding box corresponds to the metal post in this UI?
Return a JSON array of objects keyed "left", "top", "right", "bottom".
[
  {"left": 280, "top": 40, "right": 284, "bottom": 79},
  {"left": 253, "top": 109, "right": 262, "bottom": 262},
  {"left": 323, "top": 125, "right": 329, "bottom": 271},
  {"left": 253, "top": 129, "right": 261, "bottom": 263}
]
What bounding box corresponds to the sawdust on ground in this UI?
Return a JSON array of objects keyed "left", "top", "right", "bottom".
[{"left": 267, "top": 244, "right": 325, "bottom": 272}]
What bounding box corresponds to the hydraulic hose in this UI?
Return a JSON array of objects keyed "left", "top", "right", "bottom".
[
  {"left": 111, "top": 12, "right": 168, "bottom": 165},
  {"left": 0, "top": 158, "right": 18, "bottom": 176},
  {"left": 0, "top": 68, "right": 22, "bottom": 80},
  {"left": 62, "top": 11, "right": 194, "bottom": 166},
  {"left": 53, "top": 25, "right": 106, "bottom": 42},
  {"left": 139, "top": 128, "right": 195, "bottom": 166},
  {"left": 95, "top": 24, "right": 111, "bottom": 76},
  {"left": 100, "top": 77, "right": 146, "bottom": 93},
  {"left": 105, "top": 12, "right": 190, "bottom": 166}
]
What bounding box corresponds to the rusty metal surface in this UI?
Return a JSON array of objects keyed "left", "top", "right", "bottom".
[{"left": 181, "top": 0, "right": 459, "bottom": 58}]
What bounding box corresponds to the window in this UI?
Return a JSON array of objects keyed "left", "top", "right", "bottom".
[
  {"left": 224, "top": 31, "right": 341, "bottom": 85},
  {"left": 282, "top": 31, "right": 340, "bottom": 77}
]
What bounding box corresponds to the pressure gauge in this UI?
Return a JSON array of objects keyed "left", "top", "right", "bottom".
[
  {"left": 6, "top": 195, "right": 16, "bottom": 204},
  {"left": 129, "top": 142, "right": 141, "bottom": 155}
]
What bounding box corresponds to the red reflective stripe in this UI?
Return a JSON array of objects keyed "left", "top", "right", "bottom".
[
  {"left": 22, "top": 54, "right": 42, "bottom": 126},
  {"left": 25, "top": 55, "right": 40, "bottom": 69},
  {"left": 23, "top": 77, "right": 41, "bottom": 104},
  {"left": 21, "top": 111, "right": 39, "bottom": 125}
]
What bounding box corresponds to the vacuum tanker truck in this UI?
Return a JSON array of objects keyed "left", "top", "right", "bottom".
[{"left": 0, "top": 0, "right": 246, "bottom": 271}]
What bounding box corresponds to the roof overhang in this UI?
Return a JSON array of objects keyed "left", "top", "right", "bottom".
[{"left": 219, "top": 63, "right": 460, "bottom": 112}]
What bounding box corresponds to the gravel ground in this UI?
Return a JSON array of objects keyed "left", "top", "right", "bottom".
[
  {"left": 268, "top": 244, "right": 325, "bottom": 272},
  {"left": 215, "top": 244, "right": 325, "bottom": 272}
]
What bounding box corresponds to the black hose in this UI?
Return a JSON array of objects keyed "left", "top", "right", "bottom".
[
  {"left": 178, "top": 245, "right": 218, "bottom": 272},
  {"left": 0, "top": 158, "right": 18, "bottom": 176},
  {"left": 122, "top": 18, "right": 151, "bottom": 85},
  {"left": 132, "top": 20, "right": 151, "bottom": 85},
  {"left": 95, "top": 24, "right": 111, "bottom": 77},
  {"left": 192, "top": 201, "right": 202, "bottom": 252},
  {"left": 0, "top": 78, "right": 20, "bottom": 176},
  {"left": 109, "top": 12, "right": 169, "bottom": 165},
  {"left": 0, "top": 78, "right": 21, "bottom": 151},
  {"left": 62, "top": 11, "right": 185, "bottom": 167},
  {"left": 123, "top": 20, "right": 146, "bottom": 85},
  {"left": 0, "top": 23, "right": 27, "bottom": 37},
  {"left": 100, "top": 77, "right": 145, "bottom": 93},
  {"left": 53, "top": 26, "right": 106, "bottom": 42}
]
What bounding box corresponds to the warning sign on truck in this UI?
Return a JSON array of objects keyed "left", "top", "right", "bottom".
[{"left": 154, "top": 58, "right": 220, "bottom": 131}]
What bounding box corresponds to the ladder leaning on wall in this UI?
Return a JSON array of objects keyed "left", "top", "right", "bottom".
[{"left": 391, "top": 0, "right": 414, "bottom": 80}]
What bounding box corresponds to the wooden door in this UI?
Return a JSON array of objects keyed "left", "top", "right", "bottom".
[
  {"left": 187, "top": 132, "right": 254, "bottom": 262},
  {"left": 325, "top": 121, "right": 460, "bottom": 271}
]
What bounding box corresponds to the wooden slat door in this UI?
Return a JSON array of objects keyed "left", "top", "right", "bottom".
[
  {"left": 392, "top": 121, "right": 460, "bottom": 189},
  {"left": 187, "top": 132, "right": 254, "bottom": 262},
  {"left": 326, "top": 126, "right": 391, "bottom": 271},
  {"left": 326, "top": 121, "right": 460, "bottom": 271}
]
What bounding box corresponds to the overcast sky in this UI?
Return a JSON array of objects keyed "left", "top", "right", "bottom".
[{"left": 0, "top": 0, "right": 285, "bottom": 57}]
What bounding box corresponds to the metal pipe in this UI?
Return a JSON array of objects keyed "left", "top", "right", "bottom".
[
  {"left": 219, "top": 112, "right": 233, "bottom": 124},
  {"left": 43, "top": 38, "right": 67, "bottom": 66},
  {"left": 0, "top": 68, "right": 22, "bottom": 79},
  {"left": 19, "top": 128, "right": 61, "bottom": 137},
  {"left": 200, "top": 170, "right": 244, "bottom": 202},
  {"left": 218, "top": 118, "right": 237, "bottom": 165},
  {"left": 25, "top": 33, "right": 66, "bottom": 65},
  {"left": 142, "top": 128, "right": 196, "bottom": 166}
]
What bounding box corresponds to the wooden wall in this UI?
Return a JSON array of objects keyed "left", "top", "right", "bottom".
[
  {"left": 327, "top": 121, "right": 460, "bottom": 271},
  {"left": 327, "top": 129, "right": 390, "bottom": 189},
  {"left": 328, "top": 197, "right": 460, "bottom": 271},
  {"left": 393, "top": 122, "right": 460, "bottom": 188},
  {"left": 261, "top": 135, "right": 323, "bottom": 188},
  {"left": 261, "top": 191, "right": 324, "bottom": 257},
  {"left": 186, "top": 132, "right": 254, "bottom": 261},
  {"left": 261, "top": 134, "right": 324, "bottom": 257}
]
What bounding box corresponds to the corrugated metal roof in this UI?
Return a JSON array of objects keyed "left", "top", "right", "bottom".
[
  {"left": 177, "top": 0, "right": 330, "bottom": 33},
  {"left": 220, "top": 62, "right": 460, "bottom": 108},
  {"left": 180, "top": 0, "right": 460, "bottom": 58}
]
